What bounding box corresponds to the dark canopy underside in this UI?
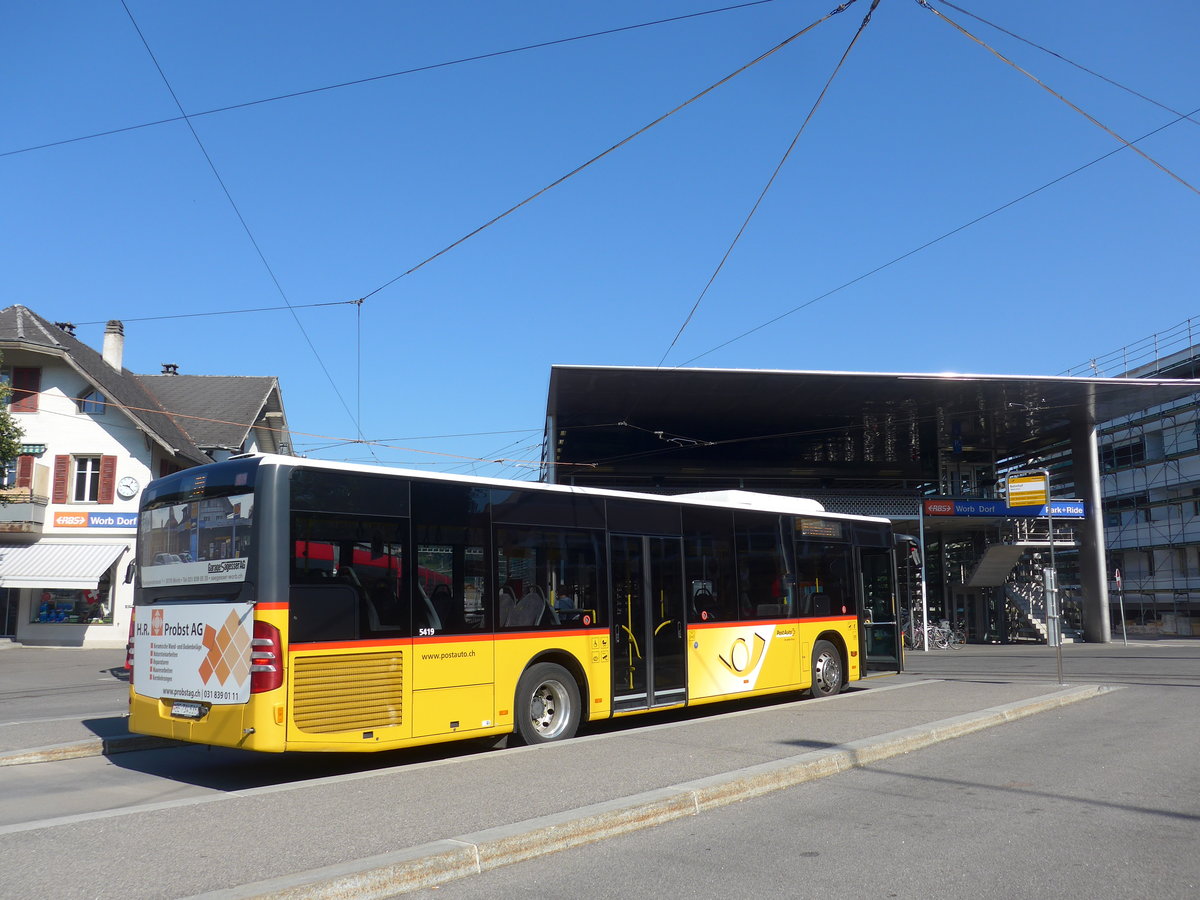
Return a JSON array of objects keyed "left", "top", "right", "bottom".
[{"left": 546, "top": 366, "right": 1200, "bottom": 490}]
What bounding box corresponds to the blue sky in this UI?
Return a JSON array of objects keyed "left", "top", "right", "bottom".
[{"left": 3, "top": 1, "right": 1197, "bottom": 478}]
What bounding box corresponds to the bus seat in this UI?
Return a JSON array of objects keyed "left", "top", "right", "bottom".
[
  {"left": 414, "top": 582, "right": 442, "bottom": 631},
  {"left": 364, "top": 595, "right": 406, "bottom": 632},
  {"left": 510, "top": 589, "right": 548, "bottom": 628},
  {"left": 497, "top": 586, "right": 518, "bottom": 627},
  {"left": 430, "top": 583, "right": 455, "bottom": 630}
]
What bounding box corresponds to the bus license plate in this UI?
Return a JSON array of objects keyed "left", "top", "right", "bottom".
[{"left": 171, "top": 701, "right": 203, "bottom": 719}]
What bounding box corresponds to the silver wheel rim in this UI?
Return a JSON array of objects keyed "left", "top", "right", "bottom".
[
  {"left": 529, "top": 678, "right": 571, "bottom": 739},
  {"left": 814, "top": 650, "right": 841, "bottom": 694}
]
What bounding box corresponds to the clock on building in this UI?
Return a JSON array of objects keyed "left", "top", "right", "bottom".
[{"left": 116, "top": 475, "right": 140, "bottom": 499}]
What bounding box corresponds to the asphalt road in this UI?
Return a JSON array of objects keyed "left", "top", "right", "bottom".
[
  {"left": 1, "top": 640, "right": 1196, "bottom": 898},
  {"left": 412, "top": 641, "right": 1200, "bottom": 900}
]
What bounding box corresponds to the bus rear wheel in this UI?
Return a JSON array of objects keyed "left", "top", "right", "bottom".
[
  {"left": 810, "top": 640, "right": 845, "bottom": 697},
  {"left": 515, "top": 662, "right": 581, "bottom": 744}
]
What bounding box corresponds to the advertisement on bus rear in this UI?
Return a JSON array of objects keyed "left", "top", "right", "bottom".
[
  {"left": 140, "top": 557, "right": 250, "bottom": 588},
  {"left": 133, "top": 602, "right": 254, "bottom": 704}
]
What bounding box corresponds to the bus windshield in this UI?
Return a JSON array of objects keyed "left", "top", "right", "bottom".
[{"left": 140, "top": 489, "right": 255, "bottom": 588}]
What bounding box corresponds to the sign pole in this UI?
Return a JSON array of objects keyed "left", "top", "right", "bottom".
[
  {"left": 1115, "top": 568, "right": 1128, "bottom": 646},
  {"left": 919, "top": 500, "right": 929, "bottom": 652},
  {"left": 1046, "top": 470, "right": 1063, "bottom": 685},
  {"left": 1007, "top": 470, "right": 1063, "bottom": 684}
]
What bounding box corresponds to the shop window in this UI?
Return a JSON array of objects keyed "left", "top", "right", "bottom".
[{"left": 31, "top": 584, "right": 112, "bottom": 625}]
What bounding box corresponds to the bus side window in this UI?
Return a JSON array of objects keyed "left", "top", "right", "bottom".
[
  {"left": 495, "top": 526, "right": 604, "bottom": 630},
  {"left": 412, "top": 481, "right": 490, "bottom": 635},
  {"left": 290, "top": 514, "right": 410, "bottom": 640},
  {"left": 290, "top": 584, "right": 359, "bottom": 643}
]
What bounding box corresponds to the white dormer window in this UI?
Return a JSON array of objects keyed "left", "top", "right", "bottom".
[{"left": 77, "top": 388, "right": 106, "bottom": 415}]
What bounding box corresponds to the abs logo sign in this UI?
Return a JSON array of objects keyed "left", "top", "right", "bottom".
[
  {"left": 53, "top": 511, "right": 139, "bottom": 529},
  {"left": 924, "top": 500, "right": 955, "bottom": 516}
]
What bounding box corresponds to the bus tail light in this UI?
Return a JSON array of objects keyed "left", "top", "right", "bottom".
[
  {"left": 250, "top": 621, "right": 284, "bottom": 693},
  {"left": 125, "top": 613, "right": 135, "bottom": 684}
]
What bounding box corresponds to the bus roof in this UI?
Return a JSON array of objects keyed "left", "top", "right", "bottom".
[{"left": 232, "top": 453, "right": 891, "bottom": 525}]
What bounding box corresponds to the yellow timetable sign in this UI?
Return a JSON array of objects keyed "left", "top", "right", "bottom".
[{"left": 1007, "top": 473, "right": 1048, "bottom": 507}]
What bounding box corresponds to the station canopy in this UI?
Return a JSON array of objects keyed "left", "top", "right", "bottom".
[{"left": 545, "top": 366, "right": 1200, "bottom": 492}]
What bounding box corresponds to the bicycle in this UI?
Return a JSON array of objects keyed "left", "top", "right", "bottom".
[
  {"left": 902, "top": 616, "right": 964, "bottom": 650},
  {"left": 903, "top": 619, "right": 950, "bottom": 650}
]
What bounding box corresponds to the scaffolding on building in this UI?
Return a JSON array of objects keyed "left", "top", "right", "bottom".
[{"left": 1063, "top": 315, "right": 1200, "bottom": 635}]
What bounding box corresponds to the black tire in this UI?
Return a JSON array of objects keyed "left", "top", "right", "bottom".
[
  {"left": 810, "top": 640, "right": 845, "bottom": 697},
  {"left": 514, "top": 662, "right": 582, "bottom": 744}
]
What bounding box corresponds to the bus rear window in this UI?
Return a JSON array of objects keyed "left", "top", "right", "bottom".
[{"left": 139, "top": 491, "right": 254, "bottom": 587}]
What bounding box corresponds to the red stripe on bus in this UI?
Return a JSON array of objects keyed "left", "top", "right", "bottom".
[
  {"left": 289, "top": 629, "right": 608, "bottom": 652},
  {"left": 493, "top": 628, "right": 606, "bottom": 641},
  {"left": 412, "top": 632, "right": 496, "bottom": 646},
  {"left": 289, "top": 638, "right": 408, "bottom": 651}
]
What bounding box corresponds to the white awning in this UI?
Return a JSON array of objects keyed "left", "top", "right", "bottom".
[{"left": 0, "top": 542, "right": 129, "bottom": 590}]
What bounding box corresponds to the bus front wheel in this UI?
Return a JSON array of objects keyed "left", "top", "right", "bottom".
[
  {"left": 810, "top": 640, "right": 845, "bottom": 697},
  {"left": 515, "top": 662, "right": 581, "bottom": 744}
]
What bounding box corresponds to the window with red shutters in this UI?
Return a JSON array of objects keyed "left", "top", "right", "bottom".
[
  {"left": 98, "top": 455, "right": 117, "bottom": 504},
  {"left": 10, "top": 367, "right": 41, "bottom": 413},
  {"left": 52, "top": 455, "right": 70, "bottom": 504},
  {"left": 16, "top": 455, "right": 34, "bottom": 489}
]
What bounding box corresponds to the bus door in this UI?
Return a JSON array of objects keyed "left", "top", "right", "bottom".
[
  {"left": 858, "top": 546, "right": 901, "bottom": 672},
  {"left": 610, "top": 535, "right": 686, "bottom": 711}
]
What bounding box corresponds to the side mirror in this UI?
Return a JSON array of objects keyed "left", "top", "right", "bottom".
[{"left": 124, "top": 561, "right": 137, "bottom": 585}]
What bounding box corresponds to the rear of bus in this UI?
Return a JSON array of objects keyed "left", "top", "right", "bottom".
[{"left": 128, "top": 457, "right": 288, "bottom": 750}]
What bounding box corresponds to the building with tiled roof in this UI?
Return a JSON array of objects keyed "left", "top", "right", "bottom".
[
  {"left": 137, "top": 373, "right": 290, "bottom": 460},
  {"left": 0, "top": 305, "right": 291, "bottom": 647}
]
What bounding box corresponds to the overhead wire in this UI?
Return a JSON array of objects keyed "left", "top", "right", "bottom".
[
  {"left": 297, "top": 427, "right": 542, "bottom": 450},
  {"left": 933, "top": 0, "right": 1199, "bottom": 127},
  {"left": 70, "top": 299, "right": 361, "bottom": 326},
  {"left": 24, "top": 388, "right": 591, "bottom": 470},
  {"left": 674, "top": 105, "right": 1200, "bottom": 367},
  {"left": 27, "top": 2, "right": 1194, "bottom": 475},
  {"left": 659, "top": 0, "right": 880, "bottom": 365},
  {"left": 54, "top": 0, "right": 1199, "bottom": 343},
  {"left": 2, "top": 1, "right": 783, "bottom": 159},
  {"left": 581, "top": 395, "right": 1094, "bottom": 470},
  {"left": 668, "top": 0, "right": 1200, "bottom": 366},
  {"left": 118, "top": 1, "right": 374, "bottom": 459},
  {"left": 914, "top": 0, "right": 1198, "bottom": 196},
  {"left": 358, "top": 0, "right": 866, "bottom": 302}
]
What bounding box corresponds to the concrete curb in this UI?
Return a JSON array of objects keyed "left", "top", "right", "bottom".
[
  {"left": 0, "top": 734, "right": 181, "bottom": 767},
  {"left": 190, "top": 683, "right": 1112, "bottom": 899}
]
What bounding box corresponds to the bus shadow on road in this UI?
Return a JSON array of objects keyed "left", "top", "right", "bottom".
[{"left": 100, "top": 731, "right": 509, "bottom": 792}]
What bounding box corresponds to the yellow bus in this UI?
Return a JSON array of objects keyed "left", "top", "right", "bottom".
[{"left": 128, "top": 455, "right": 901, "bottom": 752}]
